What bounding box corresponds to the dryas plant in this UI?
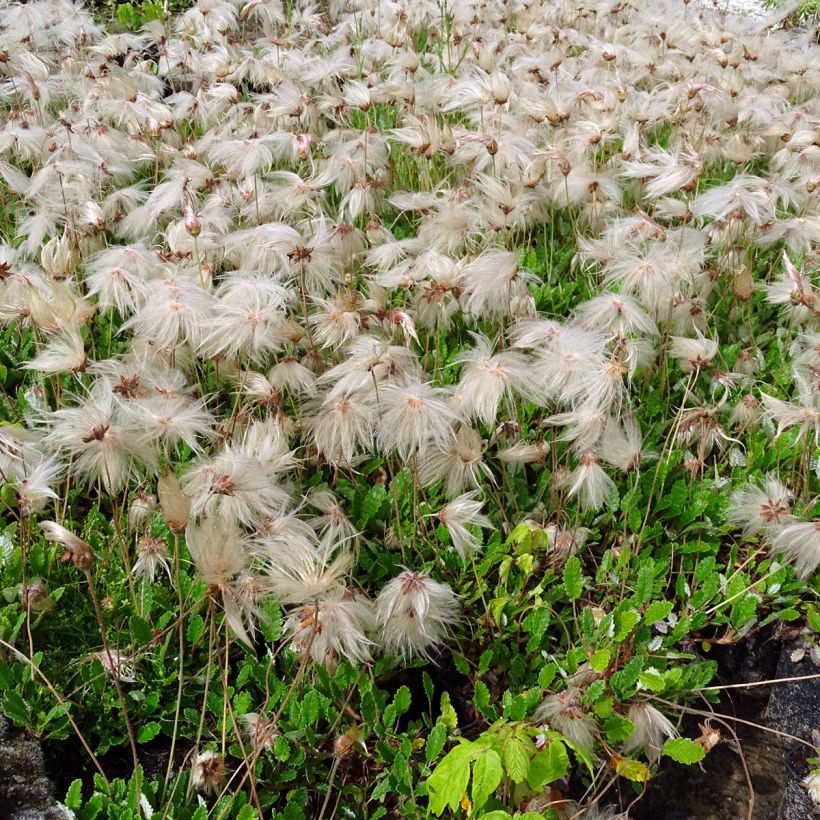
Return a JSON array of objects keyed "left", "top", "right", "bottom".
[{"left": 0, "top": 0, "right": 817, "bottom": 817}]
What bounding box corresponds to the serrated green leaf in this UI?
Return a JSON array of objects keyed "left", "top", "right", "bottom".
[
  {"left": 615, "top": 609, "right": 640, "bottom": 642},
  {"left": 807, "top": 606, "right": 820, "bottom": 634},
  {"left": 589, "top": 649, "right": 611, "bottom": 673},
  {"left": 471, "top": 748, "right": 503, "bottom": 810},
  {"left": 638, "top": 669, "right": 666, "bottom": 692},
  {"left": 473, "top": 680, "right": 494, "bottom": 719},
  {"left": 422, "top": 671, "right": 435, "bottom": 705},
  {"left": 425, "top": 721, "right": 447, "bottom": 763},
  {"left": 236, "top": 805, "right": 260, "bottom": 820},
  {"left": 131, "top": 616, "right": 153, "bottom": 646},
  {"left": 259, "top": 598, "right": 283, "bottom": 643},
  {"left": 604, "top": 715, "right": 635, "bottom": 743},
  {"left": 563, "top": 556, "right": 583, "bottom": 600},
  {"left": 538, "top": 663, "right": 557, "bottom": 689},
  {"left": 358, "top": 482, "right": 386, "bottom": 527},
  {"left": 426, "top": 743, "right": 474, "bottom": 815},
  {"left": 644, "top": 600, "right": 674, "bottom": 624},
  {"left": 137, "top": 721, "right": 161, "bottom": 743},
  {"left": 663, "top": 737, "right": 706, "bottom": 764},
  {"left": 527, "top": 740, "right": 569, "bottom": 789},
  {"left": 393, "top": 685, "right": 411, "bottom": 717},
  {"left": 634, "top": 563, "right": 655, "bottom": 604},
  {"left": 65, "top": 779, "right": 83, "bottom": 811},
  {"left": 440, "top": 691, "right": 457, "bottom": 731},
  {"left": 186, "top": 613, "right": 204, "bottom": 644},
  {"left": 3, "top": 689, "right": 29, "bottom": 725},
  {"left": 502, "top": 736, "right": 529, "bottom": 783},
  {"left": 453, "top": 654, "right": 469, "bottom": 675},
  {"left": 301, "top": 690, "right": 320, "bottom": 726}
]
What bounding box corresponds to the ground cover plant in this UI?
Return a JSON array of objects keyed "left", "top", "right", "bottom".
[{"left": 0, "top": 0, "right": 818, "bottom": 817}]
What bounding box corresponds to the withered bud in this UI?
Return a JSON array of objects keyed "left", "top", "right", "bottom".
[
  {"left": 40, "top": 521, "right": 95, "bottom": 571},
  {"left": 296, "top": 133, "right": 312, "bottom": 159},
  {"left": 22, "top": 579, "right": 51, "bottom": 612},
  {"left": 158, "top": 474, "right": 190, "bottom": 533}
]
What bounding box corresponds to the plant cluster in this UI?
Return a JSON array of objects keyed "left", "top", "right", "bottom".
[{"left": 0, "top": 0, "right": 818, "bottom": 817}]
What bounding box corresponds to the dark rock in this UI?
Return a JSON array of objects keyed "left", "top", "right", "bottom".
[
  {"left": 0, "top": 717, "right": 67, "bottom": 820},
  {"left": 765, "top": 638, "right": 820, "bottom": 820}
]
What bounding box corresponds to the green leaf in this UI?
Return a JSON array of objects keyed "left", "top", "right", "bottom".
[
  {"left": 637, "top": 669, "right": 666, "bottom": 692},
  {"left": 471, "top": 748, "right": 503, "bottom": 811},
  {"left": 65, "top": 779, "right": 83, "bottom": 811},
  {"left": 644, "top": 600, "right": 674, "bottom": 624},
  {"left": 137, "top": 721, "right": 161, "bottom": 743},
  {"left": 259, "top": 598, "right": 283, "bottom": 642},
  {"left": 527, "top": 740, "right": 569, "bottom": 789},
  {"left": 538, "top": 663, "right": 557, "bottom": 689},
  {"left": 393, "top": 685, "right": 411, "bottom": 717},
  {"left": 358, "top": 482, "right": 386, "bottom": 527},
  {"left": 301, "top": 690, "right": 321, "bottom": 726},
  {"left": 473, "top": 680, "right": 493, "bottom": 718},
  {"left": 730, "top": 594, "right": 758, "bottom": 628},
  {"left": 603, "top": 716, "right": 635, "bottom": 743},
  {"left": 523, "top": 607, "right": 550, "bottom": 651},
  {"left": 563, "top": 556, "right": 583, "bottom": 601},
  {"left": 425, "top": 721, "right": 447, "bottom": 763},
  {"left": 663, "top": 737, "right": 706, "bottom": 764},
  {"left": 807, "top": 605, "right": 820, "bottom": 634},
  {"left": 501, "top": 736, "right": 530, "bottom": 783},
  {"left": 615, "top": 609, "right": 640, "bottom": 642},
  {"left": 589, "top": 649, "right": 611, "bottom": 673},
  {"left": 3, "top": 689, "right": 29, "bottom": 725},
  {"left": 422, "top": 671, "right": 435, "bottom": 706},
  {"left": 440, "top": 691, "right": 457, "bottom": 731},
  {"left": 131, "top": 616, "right": 153, "bottom": 646},
  {"left": 186, "top": 613, "right": 205, "bottom": 644},
  {"left": 426, "top": 744, "right": 474, "bottom": 815},
  {"left": 236, "top": 805, "right": 260, "bottom": 820},
  {"left": 634, "top": 563, "right": 655, "bottom": 604},
  {"left": 453, "top": 654, "right": 469, "bottom": 675}
]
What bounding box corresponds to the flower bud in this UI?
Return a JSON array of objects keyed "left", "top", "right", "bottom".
[{"left": 183, "top": 201, "right": 201, "bottom": 237}]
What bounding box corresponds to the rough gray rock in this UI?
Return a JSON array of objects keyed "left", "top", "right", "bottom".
[
  {"left": 0, "top": 716, "right": 68, "bottom": 820},
  {"left": 765, "top": 639, "right": 820, "bottom": 820}
]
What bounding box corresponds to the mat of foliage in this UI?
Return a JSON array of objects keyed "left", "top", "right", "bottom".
[{"left": 0, "top": 0, "right": 818, "bottom": 817}]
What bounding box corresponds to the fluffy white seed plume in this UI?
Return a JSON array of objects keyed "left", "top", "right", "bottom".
[
  {"left": 46, "top": 391, "right": 157, "bottom": 493},
  {"left": 623, "top": 702, "right": 677, "bottom": 762},
  {"left": 23, "top": 325, "right": 86, "bottom": 375},
  {"left": 760, "top": 377, "right": 820, "bottom": 447},
  {"left": 311, "top": 395, "right": 375, "bottom": 467},
  {"left": 457, "top": 335, "right": 534, "bottom": 427},
  {"left": 562, "top": 451, "right": 615, "bottom": 512},
  {"left": 419, "top": 424, "right": 494, "bottom": 497},
  {"left": 437, "top": 492, "right": 492, "bottom": 560},
  {"left": 40, "top": 521, "right": 94, "bottom": 570},
  {"left": 461, "top": 249, "right": 537, "bottom": 319},
  {"left": 284, "top": 588, "right": 376, "bottom": 668},
  {"left": 726, "top": 475, "right": 794, "bottom": 538},
  {"left": 533, "top": 689, "right": 596, "bottom": 753},
  {"left": 376, "top": 570, "right": 459, "bottom": 661},
  {"left": 669, "top": 335, "right": 719, "bottom": 373},
  {"left": 375, "top": 380, "right": 459, "bottom": 460},
  {"left": 771, "top": 520, "right": 820, "bottom": 580}
]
